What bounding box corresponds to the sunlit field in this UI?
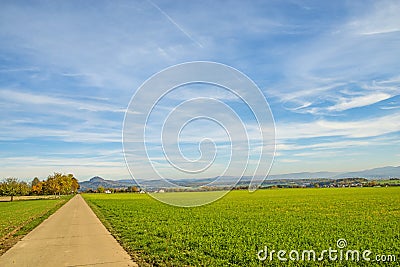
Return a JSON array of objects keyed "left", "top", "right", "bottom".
[{"left": 83, "top": 188, "right": 399, "bottom": 266}]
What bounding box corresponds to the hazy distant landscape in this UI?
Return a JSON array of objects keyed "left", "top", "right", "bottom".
[{"left": 79, "top": 165, "right": 400, "bottom": 192}]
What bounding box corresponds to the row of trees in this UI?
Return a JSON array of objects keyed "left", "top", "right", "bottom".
[
  {"left": 94, "top": 186, "right": 140, "bottom": 193},
  {"left": 0, "top": 178, "right": 30, "bottom": 201},
  {"left": 0, "top": 173, "right": 79, "bottom": 201}
]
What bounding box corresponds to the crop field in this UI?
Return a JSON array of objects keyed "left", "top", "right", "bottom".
[
  {"left": 0, "top": 196, "right": 71, "bottom": 254},
  {"left": 83, "top": 188, "right": 399, "bottom": 266}
]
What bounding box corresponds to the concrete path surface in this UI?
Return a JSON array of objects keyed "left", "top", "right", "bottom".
[{"left": 0, "top": 194, "right": 137, "bottom": 267}]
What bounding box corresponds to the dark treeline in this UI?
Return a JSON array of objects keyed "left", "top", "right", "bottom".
[
  {"left": 0, "top": 172, "right": 79, "bottom": 201},
  {"left": 85, "top": 186, "right": 141, "bottom": 194}
]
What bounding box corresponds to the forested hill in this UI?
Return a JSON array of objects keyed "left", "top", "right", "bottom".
[{"left": 79, "top": 176, "right": 138, "bottom": 191}]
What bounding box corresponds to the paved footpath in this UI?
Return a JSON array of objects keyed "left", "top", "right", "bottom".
[{"left": 0, "top": 194, "right": 137, "bottom": 267}]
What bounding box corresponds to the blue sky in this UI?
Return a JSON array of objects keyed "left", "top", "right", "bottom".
[{"left": 0, "top": 0, "right": 399, "bottom": 181}]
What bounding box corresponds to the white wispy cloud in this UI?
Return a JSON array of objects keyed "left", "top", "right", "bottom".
[
  {"left": 268, "top": 1, "right": 400, "bottom": 115},
  {"left": 381, "top": 106, "right": 400, "bottom": 110},
  {"left": 277, "top": 112, "right": 400, "bottom": 140},
  {"left": 348, "top": 0, "right": 400, "bottom": 36},
  {"left": 0, "top": 147, "right": 128, "bottom": 180},
  {"left": 276, "top": 139, "right": 371, "bottom": 152},
  {"left": 327, "top": 92, "right": 392, "bottom": 112},
  {"left": 0, "top": 88, "right": 124, "bottom": 143},
  {"left": 0, "top": 67, "right": 39, "bottom": 73},
  {"left": 0, "top": 89, "right": 124, "bottom": 113}
]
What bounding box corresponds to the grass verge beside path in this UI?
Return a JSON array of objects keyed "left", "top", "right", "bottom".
[
  {"left": 0, "top": 195, "right": 73, "bottom": 255},
  {"left": 84, "top": 195, "right": 150, "bottom": 267}
]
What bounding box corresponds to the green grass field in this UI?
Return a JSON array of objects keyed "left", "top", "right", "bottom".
[
  {"left": 0, "top": 195, "right": 71, "bottom": 254},
  {"left": 83, "top": 188, "right": 399, "bottom": 266}
]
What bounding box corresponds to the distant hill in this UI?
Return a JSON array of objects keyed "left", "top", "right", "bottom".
[
  {"left": 334, "top": 166, "right": 400, "bottom": 179},
  {"left": 269, "top": 171, "right": 340, "bottom": 179},
  {"left": 265, "top": 166, "right": 400, "bottom": 180},
  {"left": 79, "top": 176, "right": 137, "bottom": 191},
  {"left": 79, "top": 166, "right": 399, "bottom": 191}
]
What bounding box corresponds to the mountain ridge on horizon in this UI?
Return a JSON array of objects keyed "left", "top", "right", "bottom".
[{"left": 79, "top": 165, "right": 400, "bottom": 191}]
